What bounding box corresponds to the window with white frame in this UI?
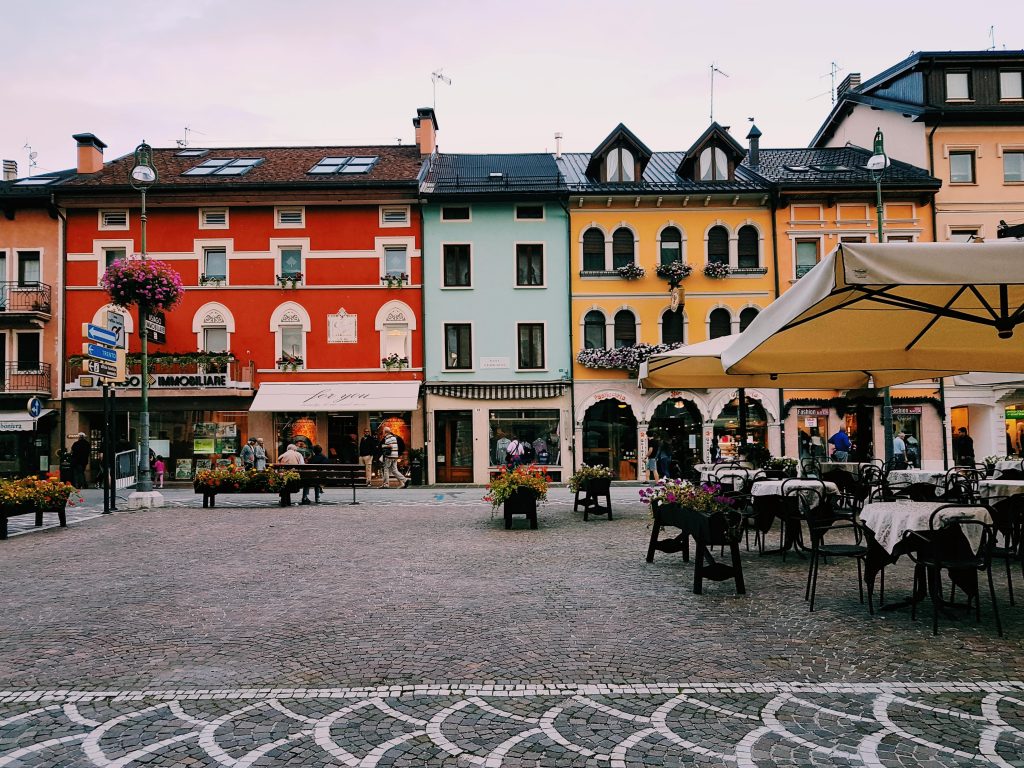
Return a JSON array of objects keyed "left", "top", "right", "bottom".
[
  {"left": 699, "top": 146, "right": 729, "bottom": 181},
  {"left": 380, "top": 206, "right": 410, "bottom": 227},
  {"left": 203, "top": 326, "right": 228, "bottom": 353},
  {"left": 739, "top": 307, "right": 759, "bottom": 332},
  {"left": 275, "top": 206, "right": 305, "bottom": 228},
  {"left": 203, "top": 247, "right": 227, "bottom": 282},
  {"left": 99, "top": 210, "right": 128, "bottom": 230},
  {"left": 515, "top": 204, "right": 544, "bottom": 221},
  {"left": 16, "top": 251, "right": 40, "bottom": 285},
  {"left": 1004, "top": 151, "right": 1024, "bottom": 183},
  {"left": 661, "top": 309, "right": 684, "bottom": 344},
  {"left": 660, "top": 227, "right": 682, "bottom": 266},
  {"left": 270, "top": 304, "right": 311, "bottom": 367},
  {"left": 444, "top": 324, "right": 472, "bottom": 369},
  {"left": 707, "top": 226, "right": 729, "bottom": 265},
  {"left": 183, "top": 157, "right": 262, "bottom": 176},
  {"left": 104, "top": 247, "right": 127, "bottom": 270},
  {"left": 709, "top": 308, "right": 732, "bottom": 339},
  {"left": 795, "top": 239, "right": 819, "bottom": 278},
  {"left": 945, "top": 71, "right": 971, "bottom": 100},
  {"left": 950, "top": 151, "right": 975, "bottom": 183},
  {"left": 582, "top": 228, "right": 605, "bottom": 271},
  {"left": 604, "top": 147, "right": 636, "bottom": 182},
  {"left": 441, "top": 206, "right": 470, "bottom": 222},
  {"left": 443, "top": 244, "right": 471, "bottom": 287},
  {"left": 613, "top": 310, "right": 636, "bottom": 348},
  {"left": 950, "top": 228, "right": 979, "bottom": 243},
  {"left": 517, "top": 323, "right": 545, "bottom": 369},
  {"left": 200, "top": 208, "right": 229, "bottom": 228},
  {"left": 280, "top": 247, "right": 303, "bottom": 278},
  {"left": 583, "top": 310, "right": 606, "bottom": 349},
  {"left": 516, "top": 244, "right": 544, "bottom": 286},
  {"left": 611, "top": 228, "right": 634, "bottom": 269},
  {"left": 1001, "top": 71, "right": 1024, "bottom": 100},
  {"left": 737, "top": 226, "right": 759, "bottom": 269},
  {"left": 384, "top": 245, "right": 408, "bottom": 277}
]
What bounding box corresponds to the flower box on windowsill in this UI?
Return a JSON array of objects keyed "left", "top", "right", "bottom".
[
  {"left": 199, "top": 274, "right": 226, "bottom": 287},
  {"left": 381, "top": 354, "right": 409, "bottom": 372},
  {"left": 703, "top": 262, "right": 732, "bottom": 279},
  {"left": 381, "top": 273, "right": 409, "bottom": 289},
  {"left": 615, "top": 263, "right": 646, "bottom": 280},
  {"left": 276, "top": 357, "right": 304, "bottom": 371},
  {"left": 275, "top": 273, "right": 303, "bottom": 288},
  {"left": 655, "top": 262, "right": 693, "bottom": 289}
]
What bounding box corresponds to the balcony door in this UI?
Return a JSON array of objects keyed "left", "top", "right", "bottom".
[{"left": 435, "top": 410, "right": 473, "bottom": 483}]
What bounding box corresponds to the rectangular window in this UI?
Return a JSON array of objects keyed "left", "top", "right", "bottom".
[
  {"left": 16, "top": 332, "right": 40, "bottom": 370},
  {"left": 280, "top": 326, "right": 303, "bottom": 360},
  {"left": 886, "top": 235, "right": 913, "bottom": 242},
  {"left": 384, "top": 246, "right": 407, "bottom": 277},
  {"left": 99, "top": 210, "right": 128, "bottom": 229},
  {"left": 950, "top": 229, "right": 979, "bottom": 243},
  {"left": 441, "top": 206, "right": 470, "bottom": 221},
  {"left": 839, "top": 236, "right": 867, "bottom": 244},
  {"left": 1004, "top": 151, "right": 1024, "bottom": 182},
  {"left": 442, "top": 244, "right": 471, "bottom": 287},
  {"left": 280, "top": 248, "right": 302, "bottom": 277},
  {"left": 946, "top": 71, "right": 970, "bottom": 100},
  {"left": 1000, "top": 71, "right": 1023, "bottom": 100},
  {"left": 515, "top": 204, "right": 544, "bottom": 220},
  {"left": 660, "top": 240, "right": 681, "bottom": 266},
  {"left": 104, "top": 248, "right": 127, "bottom": 269},
  {"left": 203, "top": 327, "right": 228, "bottom": 354},
  {"left": 200, "top": 208, "right": 228, "bottom": 228},
  {"left": 444, "top": 324, "right": 472, "bottom": 370},
  {"left": 275, "top": 207, "right": 305, "bottom": 227},
  {"left": 950, "top": 151, "right": 975, "bottom": 183},
  {"left": 380, "top": 206, "right": 410, "bottom": 226},
  {"left": 516, "top": 244, "right": 544, "bottom": 286},
  {"left": 203, "top": 248, "right": 227, "bottom": 280},
  {"left": 517, "top": 324, "right": 545, "bottom": 370},
  {"left": 489, "top": 409, "right": 560, "bottom": 467},
  {"left": 16, "top": 251, "right": 40, "bottom": 285},
  {"left": 795, "top": 240, "right": 819, "bottom": 278}
]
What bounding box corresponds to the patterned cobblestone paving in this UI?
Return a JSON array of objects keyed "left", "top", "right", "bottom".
[{"left": 1, "top": 488, "right": 1021, "bottom": 766}]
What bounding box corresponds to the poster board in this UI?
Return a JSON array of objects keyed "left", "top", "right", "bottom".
[
  {"left": 175, "top": 459, "right": 193, "bottom": 480},
  {"left": 195, "top": 459, "right": 213, "bottom": 472}
]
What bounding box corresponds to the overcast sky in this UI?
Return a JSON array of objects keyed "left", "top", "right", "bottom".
[{"left": 4, "top": 0, "right": 1021, "bottom": 175}]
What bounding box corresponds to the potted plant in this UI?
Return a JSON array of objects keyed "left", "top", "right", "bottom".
[
  {"left": 982, "top": 455, "right": 1007, "bottom": 477},
  {"left": 101, "top": 259, "right": 184, "bottom": 310},
  {"left": 276, "top": 273, "right": 303, "bottom": 288},
  {"left": 615, "top": 263, "right": 645, "bottom": 280},
  {"left": 276, "top": 353, "right": 303, "bottom": 371},
  {"left": 655, "top": 261, "right": 693, "bottom": 289},
  {"left": 763, "top": 457, "right": 798, "bottom": 479},
  {"left": 199, "top": 274, "right": 225, "bottom": 287},
  {"left": 567, "top": 463, "right": 613, "bottom": 495},
  {"left": 485, "top": 464, "right": 549, "bottom": 529},
  {"left": 381, "top": 273, "right": 409, "bottom": 289},
  {"left": 381, "top": 353, "right": 409, "bottom": 371},
  {"left": 640, "top": 479, "right": 741, "bottom": 540},
  {"left": 0, "top": 477, "right": 83, "bottom": 538},
  {"left": 703, "top": 261, "right": 732, "bottom": 279},
  {"left": 409, "top": 448, "right": 424, "bottom": 486}
]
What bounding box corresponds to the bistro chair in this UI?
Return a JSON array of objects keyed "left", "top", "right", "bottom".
[
  {"left": 906, "top": 503, "right": 1002, "bottom": 637},
  {"left": 857, "top": 460, "right": 883, "bottom": 480},
  {"left": 989, "top": 493, "right": 1024, "bottom": 607},
  {"left": 721, "top": 488, "right": 761, "bottom": 553},
  {"left": 779, "top": 477, "right": 827, "bottom": 560},
  {"left": 802, "top": 488, "right": 874, "bottom": 614},
  {"left": 943, "top": 471, "right": 982, "bottom": 502},
  {"left": 800, "top": 457, "right": 821, "bottom": 479}
]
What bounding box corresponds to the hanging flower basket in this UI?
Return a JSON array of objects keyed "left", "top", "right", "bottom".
[
  {"left": 703, "top": 262, "right": 732, "bottom": 279},
  {"left": 102, "top": 259, "right": 184, "bottom": 310},
  {"left": 616, "top": 263, "right": 646, "bottom": 280},
  {"left": 655, "top": 262, "right": 693, "bottom": 289}
]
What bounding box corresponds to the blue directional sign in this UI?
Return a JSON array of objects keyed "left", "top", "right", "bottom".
[
  {"left": 26, "top": 397, "right": 43, "bottom": 418},
  {"left": 83, "top": 323, "right": 119, "bottom": 346},
  {"left": 83, "top": 343, "right": 118, "bottom": 363}
]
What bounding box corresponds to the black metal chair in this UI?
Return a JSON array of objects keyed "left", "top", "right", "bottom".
[
  {"left": 989, "top": 493, "right": 1024, "bottom": 607},
  {"left": 906, "top": 503, "right": 1002, "bottom": 637},
  {"left": 802, "top": 488, "right": 874, "bottom": 614},
  {"left": 779, "top": 478, "right": 826, "bottom": 560},
  {"left": 800, "top": 457, "right": 821, "bottom": 479}
]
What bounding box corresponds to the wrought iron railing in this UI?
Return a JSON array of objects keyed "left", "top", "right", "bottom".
[
  {"left": 0, "top": 282, "right": 52, "bottom": 314},
  {"left": 1, "top": 362, "right": 51, "bottom": 394}
]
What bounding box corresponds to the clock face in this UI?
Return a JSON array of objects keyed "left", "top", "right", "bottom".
[{"left": 131, "top": 165, "right": 156, "bottom": 183}]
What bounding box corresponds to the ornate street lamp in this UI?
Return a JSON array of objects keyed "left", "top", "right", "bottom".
[
  {"left": 128, "top": 141, "right": 161, "bottom": 505},
  {"left": 866, "top": 128, "right": 895, "bottom": 464}
]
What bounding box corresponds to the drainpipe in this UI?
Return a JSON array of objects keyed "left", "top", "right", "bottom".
[
  {"left": 560, "top": 196, "right": 577, "bottom": 474},
  {"left": 769, "top": 189, "right": 786, "bottom": 457},
  {"left": 53, "top": 196, "right": 67, "bottom": 460},
  {"left": 927, "top": 118, "right": 942, "bottom": 241},
  {"left": 418, "top": 199, "right": 430, "bottom": 485}
]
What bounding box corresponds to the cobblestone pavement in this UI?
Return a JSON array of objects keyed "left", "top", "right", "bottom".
[{"left": 1, "top": 487, "right": 1022, "bottom": 766}]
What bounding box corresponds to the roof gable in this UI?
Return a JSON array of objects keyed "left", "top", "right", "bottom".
[
  {"left": 584, "top": 123, "right": 653, "bottom": 181},
  {"left": 677, "top": 122, "right": 746, "bottom": 180}
]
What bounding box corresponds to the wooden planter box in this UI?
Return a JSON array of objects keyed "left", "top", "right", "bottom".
[
  {"left": 1, "top": 503, "right": 68, "bottom": 539},
  {"left": 646, "top": 501, "right": 745, "bottom": 595},
  {"left": 503, "top": 488, "right": 539, "bottom": 529},
  {"left": 574, "top": 477, "right": 612, "bottom": 520}
]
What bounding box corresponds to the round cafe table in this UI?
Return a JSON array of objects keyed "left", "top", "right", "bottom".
[
  {"left": 887, "top": 469, "right": 945, "bottom": 487},
  {"left": 978, "top": 479, "right": 1024, "bottom": 500},
  {"left": 750, "top": 479, "right": 839, "bottom": 557}
]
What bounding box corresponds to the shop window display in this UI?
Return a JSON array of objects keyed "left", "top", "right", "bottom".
[
  {"left": 795, "top": 408, "right": 828, "bottom": 461},
  {"left": 581, "top": 400, "right": 637, "bottom": 480},
  {"left": 489, "top": 409, "right": 560, "bottom": 469},
  {"left": 648, "top": 397, "right": 703, "bottom": 473},
  {"left": 714, "top": 397, "right": 767, "bottom": 462}
]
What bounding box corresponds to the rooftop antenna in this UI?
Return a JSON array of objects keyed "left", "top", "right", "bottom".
[
  {"left": 824, "top": 61, "right": 842, "bottom": 105},
  {"left": 176, "top": 126, "right": 191, "bottom": 148},
  {"left": 988, "top": 25, "right": 997, "bottom": 50},
  {"left": 710, "top": 64, "right": 729, "bottom": 121},
  {"left": 23, "top": 143, "right": 37, "bottom": 176},
  {"left": 431, "top": 69, "right": 452, "bottom": 110}
]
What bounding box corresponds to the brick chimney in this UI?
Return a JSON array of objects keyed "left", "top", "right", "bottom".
[
  {"left": 837, "top": 73, "right": 862, "bottom": 100},
  {"left": 746, "top": 124, "right": 762, "bottom": 168},
  {"left": 412, "top": 108, "right": 438, "bottom": 157},
  {"left": 2, "top": 160, "right": 16, "bottom": 181},
  {"left": 71, "top": 133, "right": 107, "bottom": 174}
]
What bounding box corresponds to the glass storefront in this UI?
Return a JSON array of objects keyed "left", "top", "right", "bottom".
[
  {"left": 489, "top": 409, "right": 560, "bottom": 467},
  {"left": 648, "top": 397, "right": 703, "bottom": 473},
  {"left": 795, "top": 407, "right": 829, "bottom": 461},
  {"left": 1005, "top": 406, "right": 1024, "bottom": 456},
  {"left": 714, "top": 397, "right": 767, "bottom": 462},
  {"left": 892, "top": 406, "right": 923, "bottom": 467},
  {"left": 581, "top": 400, "right": 637, "bottom": 479}
]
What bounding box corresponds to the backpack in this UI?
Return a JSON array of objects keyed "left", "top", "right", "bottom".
[{"left": 521, "top": 442, "right": 536, "bottom": 463}]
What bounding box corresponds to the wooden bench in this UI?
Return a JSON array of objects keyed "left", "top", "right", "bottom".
[
  {"left": 272, "top": 463, "right": 368, "bottom": 505},
  {"left": 1, "top": 506, "right": 67, "bottom": 539}
]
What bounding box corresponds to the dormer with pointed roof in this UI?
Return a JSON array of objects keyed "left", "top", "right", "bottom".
[
  {"left": 677, "top": 122, "right": 746, "bottom": 182},
  {"left": 584, "top": 123, "right": 653, "bottom": 183}
]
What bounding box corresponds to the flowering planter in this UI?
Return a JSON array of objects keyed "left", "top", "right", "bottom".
[
  {"left": 503, "top": 488, "right": 539, "bottom": 530},
  {"left": 1, "top": 503, "right": 68, "bottom": 540},
  {"left": 574, "top": 476, "right": 612, "bottom": 520},
  {"left": 646, "top": 501, "right": 745, "bottom": 595}
]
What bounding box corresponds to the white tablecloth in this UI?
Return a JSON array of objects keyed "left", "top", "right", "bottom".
[
  {"left": 699, "top": 468, "right": 754, "bottom": 485},
  {"left": 978, "top": 479, "right": 1024, "bottom": 500},
  {"left": 994, "top": 460, "right": 1023, "bottom": 478},
  {"left": 887, "top": 469, "right": 945, "bottom": 487},
  {"left": 861, "top": 501, "right": 991, "bottom": 555},
  {"left": 751, "top": 479, "right": 838, "bottom": 508}
]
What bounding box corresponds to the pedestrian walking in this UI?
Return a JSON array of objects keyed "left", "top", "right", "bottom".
[
  {"left": 153, "top": 456, "right": 166, "bottom": 488},
  {"left": 70, "top": 432, "right": 90, "bottom": 489},
  {"left": 380, "top": 426, "right": 409, "bottom": 488},
  {"left": 359, "top": 428, "right": 379, "bottom": 484}
]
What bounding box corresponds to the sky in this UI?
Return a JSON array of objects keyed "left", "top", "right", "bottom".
[{"left": 3, "top": 0, "right": 1022, "bottom": 176}]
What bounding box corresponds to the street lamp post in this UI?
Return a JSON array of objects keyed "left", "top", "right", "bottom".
[
  {"left": 867, "top": 128, "right": 895, "bottom": 464},
  {"left": 127, "top": 141, "right": 162, "bottom": 508}
]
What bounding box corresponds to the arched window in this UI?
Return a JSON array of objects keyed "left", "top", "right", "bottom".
[
  {"left": 612, "top": 228, "right": 635, "bottom": 269},
  {"left": 660, "top": 226, "right": 682, "bottom": 266},
  {"left": 662, "top": 309, "right": 684, "bottom": 344},
  {"left": 738, "top": 226, "right": 759, "bottom": 269},
  {"left": 583, "top": 228, "right": 605, "bottom": 271},
  {"left": 739, "top": 307, "right": 759, "bottom": 332},
  {"left": 709, "top": 308, "right": 732, "bottom": 339},
  {"left": 375, "top": 301, "right": 416, "bottom": 366},
  {"left": 613, "top": 309, "right": 637, "bottom": 348},
  {"left": 699, "top": 146, "right": 729, "bottom": 181},
  {"left": 605, "top": 147, "right": 635, "bottom": 182},
  {"left": 707, "top": 226, "right": 729, "bottom": 265},
  {"left": 192, "top": 302, "right": 235, "bottom": 353},
  {"left": 583, "top": 310, "right": 606, "bottom": 349},
  {"left": 270, "top": 302, "right": 311, "bottom": 368}
]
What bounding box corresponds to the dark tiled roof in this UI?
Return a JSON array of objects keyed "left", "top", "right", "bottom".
[
  {"left": 0, "top": 167, "right": 76, "bottom": 199},
  {"left": 557, "top": 151, "right": 768, "bottom": 193},
  {"left": 58, "top": 145, "right": 423, "bottom": 189},
  {"left": 743, "top": 147, "right": 939, "bottom": 188},
  {"left": 424, "top": 153, "right": 564, "bottom": 193}
]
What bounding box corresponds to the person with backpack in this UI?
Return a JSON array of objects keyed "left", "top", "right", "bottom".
[{"left": 505, "top": 435, "right": 526, "bottom": 468}]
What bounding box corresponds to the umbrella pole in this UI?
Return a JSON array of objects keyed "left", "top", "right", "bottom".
[
  {"left": 738, "top": 388, "right": 748, "bottom": 455},
  {"left": 938, "top": 378, "right": 949, "bottom": 470},
  {"left": 883, "top": 388, "right": 894, "bottom": 464}
]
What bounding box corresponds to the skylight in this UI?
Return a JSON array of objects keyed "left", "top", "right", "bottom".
[
  {"left": 308, "top": 156, "right": 378, "bottom": 175},
  {"left": 182, "top": 158, "right": 262, "bottom": 176},
  {"left": 783, "top": 165, "right": 810, "bottom": 172},
  {"left": 814, "top": 164, "right": 851, "bottom": 172},
  {"left": 176, "top": 148, "right": 209, "bottom": 157},
  {"left": 12, "top": 176, "right": 58, "bottom": 186}
]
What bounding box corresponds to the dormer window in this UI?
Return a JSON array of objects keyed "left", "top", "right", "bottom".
[
  {"left": 699, "top": 147, "right": 729, "bottom": 181},
  {"left": 605, "top": 147, "right": 635, "bottom": 182}
]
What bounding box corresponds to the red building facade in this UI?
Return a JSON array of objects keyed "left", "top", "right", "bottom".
[{"left": 57, "top": 115, "right": 434, "bottom": 479}]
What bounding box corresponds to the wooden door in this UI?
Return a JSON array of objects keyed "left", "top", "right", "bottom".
[{"left": 435, "top": 411, "right": 473, "bottom": 483}]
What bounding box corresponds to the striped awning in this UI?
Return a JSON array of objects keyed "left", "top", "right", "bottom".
[{"left": 425, "top": 383, "right": 568, "bottom": 401}]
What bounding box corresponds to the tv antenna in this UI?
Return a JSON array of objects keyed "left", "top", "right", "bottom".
[
  {"left": 988, "top": 25, "right": 997, "bottom": 50},
  {"left": 709, "top": 64, "right": 729, "bottom": 121},
  {"left": 23, "top": 143, "right": 37, "bottom": 176},
  {"left": 431, "top": 69, "right": 452, "bottom": 109}
]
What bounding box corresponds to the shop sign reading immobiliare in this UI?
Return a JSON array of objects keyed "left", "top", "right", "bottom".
[{"left": 109, "top": 373, "right": 245, "bottom": 390}]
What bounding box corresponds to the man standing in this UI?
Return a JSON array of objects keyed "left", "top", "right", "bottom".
[
  {"left": 358, "top": 428, "right": 379, "bottom": 484},
  {"left": 70, "top": 432, "right": 90, "bottom": 489},
  {"left": 381, "top": 426, "right": 409, "bottom": 488},
  {"left": 954, "top": 427, "right": 975, "bottom": 466},
  {"left": 828, "top": 427, "right": 851, "bottom": 462},
  {"left": 892, "top": 432, "right": 908, "bottom": 469},
  {"left": 240, "top": 438, "right": 257, "bottom": 469}
]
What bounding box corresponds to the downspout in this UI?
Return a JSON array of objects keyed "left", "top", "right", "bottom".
[
  {"left": 53, "top": 195, "right": 67, "bottom": 460},
  {"left": 418, "top": 198, "right": 429, "bottom": 485},
  {"left": 560, "top": 196, "right": 577, "bottom": 474},
  {"left": 769, "top": 188, "right": 786, "bottom": 457}
]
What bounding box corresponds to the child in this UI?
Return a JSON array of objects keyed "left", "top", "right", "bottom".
[{"left": 153, "top": 455, "right": 166, "bottom": 489}]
